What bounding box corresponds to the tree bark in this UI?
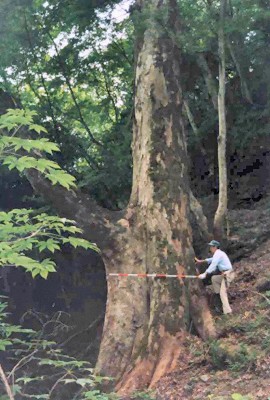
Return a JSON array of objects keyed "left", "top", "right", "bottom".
[
  {"left": 189, "top": 190, "right": 211, "bottom": 241},
  {"left": 213, "top": 0, "right": 228, "bottom": 240}
]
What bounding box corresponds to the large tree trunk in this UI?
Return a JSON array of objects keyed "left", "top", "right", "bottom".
[
  {"left": 0, "top": 0, "right": 216, "bottom": 393},
  {"left": 97, "top": 0, "right": 215, "bottom": 393},
  {"left": 213, "top": 0, "right": 228, "bottom": 240}
]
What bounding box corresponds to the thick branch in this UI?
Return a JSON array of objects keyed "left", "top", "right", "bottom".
[
  {"left": 25, "top": 169, "right": 119, "bottom": 251},
  {"left": 0, "top": 90, "right": 120, "bottom": 251}
]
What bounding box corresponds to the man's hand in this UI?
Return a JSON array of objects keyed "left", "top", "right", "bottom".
[
  {"left": 198, "top": 272, "right": 207, "bottom": 280},
  {"left": 195, "top": 257, "right": 204, "bottom": 264}
]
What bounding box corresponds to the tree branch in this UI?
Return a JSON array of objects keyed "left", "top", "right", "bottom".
[
  {"left": 100, "top": 60, "right": 119, "bottom": 123},
  {"left": 48, "top": 372, "right": 70, "bottom": 398},
  {"left": 0, "top": 364, "right": 14, "bottom": 400},
  {"left": 59, "top": 313, "right": 104, "bottom": 348},
  {"left": 25, "top": 168, "right": 120, "bottom": 251}
]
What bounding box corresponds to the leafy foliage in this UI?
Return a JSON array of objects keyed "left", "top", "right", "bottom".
[
  {"left": 130, "top": 390, "right": 156, "bottom": 400},
  {"left": 0, "top": 208, "right": 98, "bottom": 278},
  {"left": 0, "top": 108, "right": 98, "bottom": 277},
  {"left": 0, "top": 0, "right": 134, "bottom": 209},
  {"left": 209, "top": 340, "right": 259, "bottom": 372},
  {"left": 0, "top": 109, "right": 76, "bottom": 188}
]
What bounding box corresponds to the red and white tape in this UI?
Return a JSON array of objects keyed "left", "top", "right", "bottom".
[{"left": 108, "top": 273, "right": 198, "bottom": 279}]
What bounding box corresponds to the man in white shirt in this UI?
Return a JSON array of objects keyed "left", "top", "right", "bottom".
[{"left": 195, "top": 240, "right": 235, "bottom": 314}]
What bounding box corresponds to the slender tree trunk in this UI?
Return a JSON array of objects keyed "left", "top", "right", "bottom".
[
  {"left": 227, "top": 39, "right": 253, "bottom": 104},
  {"left": 213, "top": 0, "right": 228, "bottom": 240},
  {"left": 183, "top": 99, "right": 200, "bottom": 137},
  {"left": 183, "top": 98, "right": 214, "bottom": 178},
  {"left": 197, "top": 53, "right": 218, "bottom": 110}
]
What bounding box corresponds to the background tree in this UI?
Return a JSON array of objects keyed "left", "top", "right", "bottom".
[
  {"left": 177, "top": 0, "right": 270, "bottom": 208},
  {"left": 214, "top": 0, "right": 228, "bottom": 239}
]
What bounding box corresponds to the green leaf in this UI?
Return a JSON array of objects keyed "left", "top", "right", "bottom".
[
  {"left": 46, "top": 169, "right": 76, "bottom": 189},
  {"left": 76, "top": 378, "right": 94, "bottom": 387},
  {"left": 29, "top": 124, "right": 47, "bottom": 133},
  {"left": 63, "top": 379, "right": 76, "bottom": 384},
  {"left": 39, "top": 270, "right": 49, "bottom": 279},
  {"left": 231, "top": 394, "right": 246, "bottom": 400},
  {"left": 0, "top": 339, "right": 12, "bottom": 350}
]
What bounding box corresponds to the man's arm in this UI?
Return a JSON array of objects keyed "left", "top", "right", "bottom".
[
  {"left": 197, "top": 254, "right": 220, "bottom": 279},
  {"left": 195, "top": 257, "right": 212, "bottom": 279},
  {"left": 194, "top": 257, "right": 211, "bottom": 264},
  {"left": 204, "top": 253, "right": 220, "bottom": 274}
]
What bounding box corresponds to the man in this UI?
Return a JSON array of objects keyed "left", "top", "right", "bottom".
[{"left": 195, "top": 240, "right": 235, "bottom": 314}]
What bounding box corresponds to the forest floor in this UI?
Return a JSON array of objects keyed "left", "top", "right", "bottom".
[{"left": 127, "top": 197, "right": 270, "bottom": 400}]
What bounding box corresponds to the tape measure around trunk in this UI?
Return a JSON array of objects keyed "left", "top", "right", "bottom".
[{"left": 107, "top": 273, "right": 198, "bottom": 278}]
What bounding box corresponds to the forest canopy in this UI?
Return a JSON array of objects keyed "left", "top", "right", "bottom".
[{"left": 0, "top": 0, "right": 268, "bottom": 208}]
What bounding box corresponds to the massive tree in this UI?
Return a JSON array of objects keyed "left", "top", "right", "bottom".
[
  {"left": 2, "top": 0, "right": 217, "bottom": 393},
  {"left": 31, "top": 0, "right": 215, "bottom": 392}
]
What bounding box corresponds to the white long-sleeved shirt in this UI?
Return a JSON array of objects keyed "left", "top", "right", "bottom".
[{"left": 205, "top": 249, "right": 233, "bottom": 274}]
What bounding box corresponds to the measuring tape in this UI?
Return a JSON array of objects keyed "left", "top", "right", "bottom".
[{"left": 108, "top": 273, "right": 198, "bottom": 278}]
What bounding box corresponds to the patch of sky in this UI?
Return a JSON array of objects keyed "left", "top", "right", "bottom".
[{"left": 46, "top": 0, "right": 134, "bottom": 60}]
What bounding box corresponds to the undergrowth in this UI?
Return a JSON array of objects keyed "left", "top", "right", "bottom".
[{"left": 0, "top": 297, "right": 117, "bottom": 399}]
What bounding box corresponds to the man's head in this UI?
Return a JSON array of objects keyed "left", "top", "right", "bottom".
[{"left": 208, "top": 239, "right": 220, "bottom": 254}]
